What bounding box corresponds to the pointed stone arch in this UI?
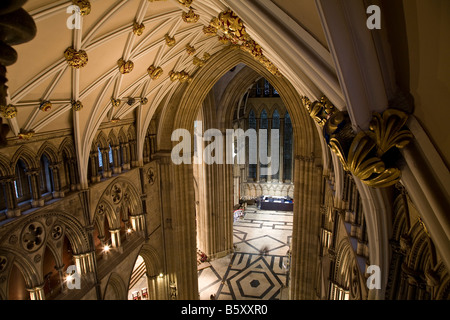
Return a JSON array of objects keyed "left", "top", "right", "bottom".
[
  {"left": 154, "top": 48, "right": 324, "bottom": 299},
  {"left": 36, "top": 141, "right": 60, "bottom": 165},
  {"left": 10, "top": 145, "right": 38, "bottom": 169},
  {"left": 104, "top": 272, "right": 127, "bottom": 300}
]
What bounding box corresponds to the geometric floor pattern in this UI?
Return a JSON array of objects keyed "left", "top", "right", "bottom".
[{"left": 198, "top": 206, "right": 293, "bottom": 300}]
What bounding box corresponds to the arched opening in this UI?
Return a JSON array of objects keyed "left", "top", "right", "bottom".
[
  {"left": 156, "top": 48, "right": 323, "bottom": 300},
  {"left": 42, "top": 246, "right": 61, "bottom": 299},
  {"left": 8, "top": 263, "right": 29, "bottom": 300},
  {"left": 14, "top": 159, "right": 32, "bottom": 204},
  {"left": 127, "top": 249, "right": 164, "bottom": 300}
]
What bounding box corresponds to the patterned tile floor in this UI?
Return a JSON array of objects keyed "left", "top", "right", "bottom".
[{"left": 198, "top": 206, "right": 293, "bottom": 300}]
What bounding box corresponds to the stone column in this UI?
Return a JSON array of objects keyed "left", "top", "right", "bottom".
[
  {"left": 290, "top": 154, "right": 323, "bottom": 299},
  {"left": 49, "top": 163, "right": 63, "bottom": 198},
  {"left": 28, "top": 169, "right": 44, "bottom": 207},
  {"left": 267, "top": 117, "right": 272, "bottom": 182},
  {"left": 27, "top": 285, "right": 45, "bottom": 300},
  {"left": 3, "top": 177, "right": 20, "bottom": 217},
  {"left": 112, "top": 145, "right": 121, "bottom": 174},
  {"left": 256, "top": 118, "right": 260, "bottom": 183},
  {"left": 156, "top": 153, "right": 198, "bottom": 300},
  {"left": 121, "top": 142, "right": 131, "bottom": 170},
  {"left": 279, "top": 118, "right": 284, "bottom": 183},
  {"left": 109, "top": 228, "right": 121, "bottom": 248},
  {"left": 196, "top": 132, "right": 234, "bottom": 259},
  {"left": 101, "top": 148, "right": 111, "bottom": 178}
]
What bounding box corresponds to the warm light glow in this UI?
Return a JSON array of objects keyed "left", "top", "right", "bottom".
[
  {"left": 159, "top": 273, "right": 164, "bottom": 278},
  {"left": 127, "top": 228, "right": 132, "bottom": 233},
  {"left": 103, "top": 245, "right": 110, "bottom": 252},
  {"left": 66, "top": 275, "right": 73, "bottom": 282}
]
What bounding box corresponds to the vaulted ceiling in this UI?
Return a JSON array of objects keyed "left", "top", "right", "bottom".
[{"left": 5, "top": 0, "right": 332, "bottom": 144}]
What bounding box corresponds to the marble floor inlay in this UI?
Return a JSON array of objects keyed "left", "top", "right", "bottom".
[{"left": 198, "top": 206, "right": 293, "bottom": 300}]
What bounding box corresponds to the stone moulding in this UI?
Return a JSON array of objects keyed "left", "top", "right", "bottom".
[{"left": 303, "top": 96, "right": 413, "bottom": 188}]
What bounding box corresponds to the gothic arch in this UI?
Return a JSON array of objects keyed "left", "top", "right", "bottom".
[
  {"left": 108, "top": 130, "right": 119, "bottom": 147},
  {"left": 36, "top": 141, "right": 60, "bottom": 165},
  {"left": 58, "top": 137, "right": 76, "bottom": 158},
  {"left": 0, "top": 153, "right": 11, "bottom": 176},
  {"left": 104, "top": 272, "right": 127, "bottom": 300},
  {"left": 154, "top": 48, "right": 323, "bottom": 299},
  {"left": 134, "top": 244, "right": 162, "bottom": 279},
  {"left": 10, "top": 145, "right": 38, "bottom": 169}
]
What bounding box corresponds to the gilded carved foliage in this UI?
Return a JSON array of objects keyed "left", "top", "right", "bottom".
[
  {"left": 182, "top": 9, "right": 199, "bottom": 23},
  {"left": 118, "top": 58, "right": 134, "bottom": 74},
  {"left": 208, "top": 9, "right": 281, "bottom": 77},
  {"left": 147, "top": 65, "right": 163, "bottom": 80},
  {"left": 133, "top": 21, "right": 145, "bottom": 36},
  {"left": 165, "top": 34, "right": 176, "bottom": 47},
  {"left": 72, "top": 0, "right": 91, "bottom": 16},
  {"left": 303, "top": 96, "right": 413, "bottom": 188},
  {"left": 0, "top": 104, "right": 17, "bottom": 119},
  {"left": 64, "top": 47, "right": 88, "bottom": 69}
]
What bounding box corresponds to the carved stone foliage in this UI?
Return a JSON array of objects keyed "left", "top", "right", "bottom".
[
  {"left": 72, "top": 0, "right": 91, "bottom": 16},
  {"left": 64, "top": 47, "right": 88, "bottom": 69},
  {"left": 207, "top": 9, "right": 281, "bottom": 77},
  {"left": 303, "top": 96, "right": 413, "bottom": 188},
  {"left": 132, "top": 21, "right": 145, "bottom": 36},
  {"left": 182, "top": 9, "right": 199, "bottom": 23},
  {"left": 147, "top": 65, "right": 163, "bottom": 80},
  {"left": 21, "top": 221, "right": 45, "bottom": 252},
  {"left": 118, "top": 58, "right": 134, "bottom": 74},
  {"left": 0, "top": 104, "right": 17, "bottom": 118}
]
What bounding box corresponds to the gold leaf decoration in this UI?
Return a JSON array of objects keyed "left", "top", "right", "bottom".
[
  {"left": 0, "top": 104, "right": 17, "bottom": 119},
  {"left": 177, "top": 0, "right": 193, "bottom": 6},
  {"left": 147, "top": 65, "right": 163, "bottom": 80},
  {"left": 71, "top": 100, "right": 83, "bottom": 111},
  {"left": 39, "top": 101, "right": 52, "bottom": 112},
  {"left": 72, "top": 0, "right": 91, "bottom": 16},
  {"left": 169, "top": 70, "right": 191, "bottom": 83},
  {"left": 307, "top": 96, "right": 413, "bottom": 188},
  {"left": 64, "top": 47, "right": 88, "bottom": 69},
  {"left": 368, "top": 108, "right": 413, "bottom": 158},
  {"left": 18, "top": 130, "right": 35, "bottom": 140},
  {"left": 203, "top": 25, "right": 217, "bottom": 36},
  {"left": 118, "top": 58, "right": 134, "bottom": 74},
  {"left": 133, "top": 21, "right": 145, "bottom": 36},
  {"left": 182, "top": 9, "right": 199, "bottom": 23},
  {"left": 210, "top": 9, "right": 281, "bottom": 77},
  {"left": 165, "top": 34, "right": 176, "bottom": 47},
  {"left": 185, "top": 44, "right": 196, "bottom": 55},
  {"left": 111, "top": 98, "right": 121, "bottom": 107}
]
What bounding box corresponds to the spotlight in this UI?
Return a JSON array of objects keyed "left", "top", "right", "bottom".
[
  {"left": 127, "top": 228, "right": 132, "bottom": 234},
  {"left": 159, "top": 273, "right": 164, "bottom": 278},
  {"left": 103, "top": 245, "right": 110, "bottom": 252}
]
